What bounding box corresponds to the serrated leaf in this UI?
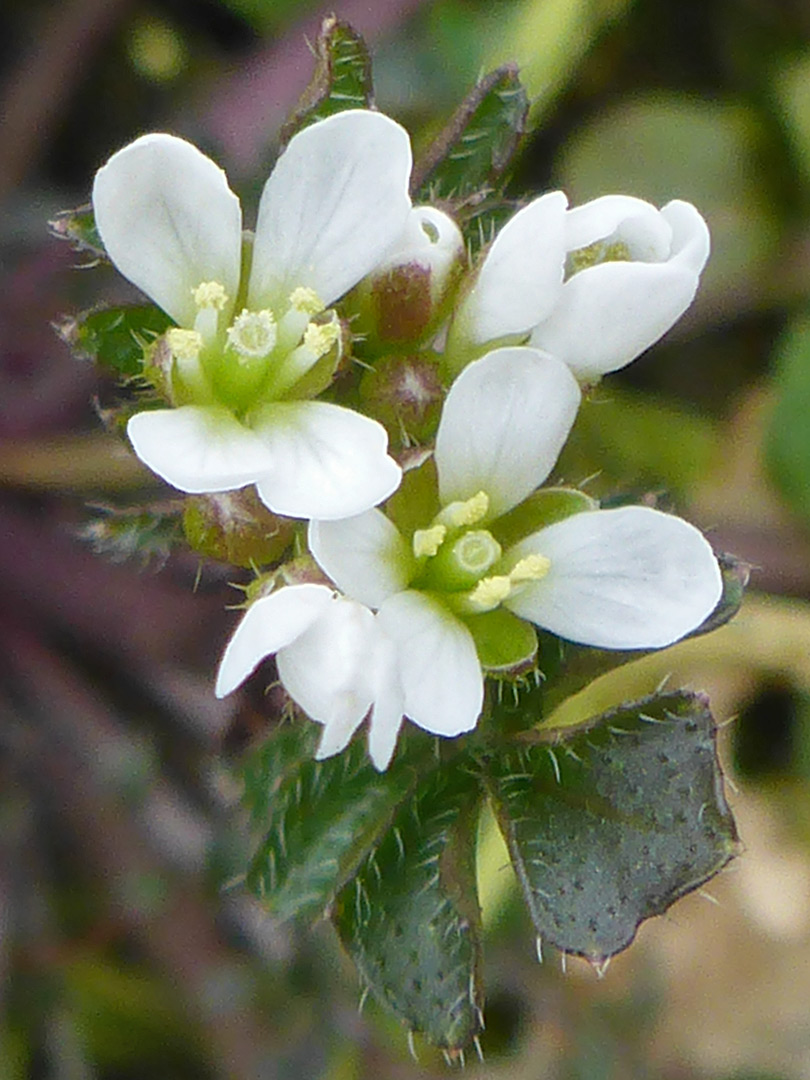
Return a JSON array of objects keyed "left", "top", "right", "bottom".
[
  {"left": 49, "top": 204, "right": 105, "bottom": 258},
  {"left": 412, "top": 66, "right": 528, "bottom": 205},
  {"left": 485, "top": 690, "right": 739, "bottom": 964},
  {"left": 334, "top": 767, "right": 483, "bottom": 1050},
  {"left": 279, "top": 16, "right": 373, "bottom": 148},
  {"left": 493, "top": 551, "right": 748, "bottom": 727},
  {"left": 57, "top": 305, "right": 172, "bottom": 377},
  {"left": 245, "top": 734, "right": 425, "bottom": 923}
]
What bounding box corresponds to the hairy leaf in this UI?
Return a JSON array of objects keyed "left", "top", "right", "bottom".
[
  {"left": 485, "top": 690, "right": 739, "bottom": 964},
  {"left": 334, "top": 767, "right": 483, "bottom": 1051},
  {"left": 245, "top": 732, "right": 425, "bottom": 923},
  {"left": 279, "top": 16, "right": 374, "bottom": 148},
  {"left": 411, "top": 66, "right": 528, "bottom": 204}
]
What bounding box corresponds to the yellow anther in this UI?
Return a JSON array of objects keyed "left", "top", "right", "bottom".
[
  {"left": 567, "top": 240, "right": 631, "bottom": 277},
  {"left": 303, "top": 320, "right": 340, "bottom": 359},
  {"left": 166, "top": 327, "right": 203, "bottom": 361},
  {"left": 438, "top": 491, "right": 490, "bottom": 529},
  {"left": 509, "top": 553, "right": 551, "bottom": 583},
  {"left": 192, "top": 281, "right": 229, "bottom": 310},
  {"left": 289, "top": 286, "right": 323, "bottom": 314},
  {"left": 413, "top": 525, "right": 446, "bottom": 558},
  {"left": 226, "top": 308, "right": 277, "bottom": 359},
  {"left": 467, "top": 575, "right": 512, "bottom": 611}
]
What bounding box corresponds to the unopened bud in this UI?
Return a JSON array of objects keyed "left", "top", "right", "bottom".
[
  {"left": 359, "top": 352, "right": 444, "bottom": 444},
  {"left": 183, "top": 489, "right": 295, "bottom": 568}
]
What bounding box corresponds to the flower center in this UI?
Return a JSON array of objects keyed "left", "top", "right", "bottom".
[
  {"left": 565, "top": 239, "right": 631, "bottom": 279},
  {"left": 411, "top": 489, "right": 552, "bottom": 613},
  {"left": 227, "top": 308, "right": 278, "bottom": 360}
]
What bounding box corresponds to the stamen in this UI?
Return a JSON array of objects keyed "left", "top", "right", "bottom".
[
  {"left": 192, "top": 281, "right": 229, "bottom": 310},
  {"left": 437, "top": 490, "right": 490, "bottom": 529},
  {"left": 288, "top": 286, "right": 323, "bottom": 315},
  {"left": 226, "top": 308, "right": 277, "bottom": 360},
  {"left": 566, "top": 239, "right": 631, "bottom": 278},
  {"left": 510, "top": 553, "right": 551, "bottom": 583},
  {"left": 467, "top": 575, "right": 512, "bottom": 612},
  {"left": 166, "top": 328, "right": 203, "bottom": 361},
  {"left": 302, "top": 320, "right": 340, "bottom": 360},
  {"left": 413, "top": 525, "right": 446, "bottom": 558}
]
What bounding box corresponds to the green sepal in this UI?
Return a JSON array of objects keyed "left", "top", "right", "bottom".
[
  {"left": 465, "top": 608, "right": 537, "bottom": 674},
  {"left": 491, "top": 487, "right": 598, "bottom": 550},
  {"left": 56, "top": 305, "right": 172, "bottom": 377},
  {"left": 245, "top": 730, "right": 428, "bottom": 923},
  {"left": 483, "top": 690, "right": 739, "bottom": 964},
  {"left": 334, "top": 767, "right": 484, "bottom": 1051},
  {"left": 411, "top": 66, "right": 528, "bottom": 204},
  {"left": 493, "top": 550, "right": 748, "bottom": 728},
  {"left": 279, "top": 16, "right": 374, "bottom": 148},
  {"left": 383, "top": 452, "right": 440, "bottom": 538},
  {"left": 49, "top": 204, "right": 105, "bottom": 258}
]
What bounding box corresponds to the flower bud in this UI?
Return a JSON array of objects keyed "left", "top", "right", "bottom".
[
  {"left": 182, "top": 488, "right": 295, "bottom": 567},
  {"left": 347, "top": 206, "right": 466, "bottom": 352},
  {"left": 359, "top": 352, "right": 445, "bottom": 444}
]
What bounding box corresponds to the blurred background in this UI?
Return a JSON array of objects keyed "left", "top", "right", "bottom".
[{"left": 2, "top": 0, "right": 810, "bottom": 1076}]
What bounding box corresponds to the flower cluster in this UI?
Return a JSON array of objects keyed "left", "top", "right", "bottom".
[{"left": 93, "top": 109, "right": 721, "bottom": 770}]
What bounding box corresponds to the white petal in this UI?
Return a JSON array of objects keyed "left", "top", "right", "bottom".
[
  {"left": 530, "top": 259, "right": 700, "bottom": 380},
  {"left": 455, "top": 192, "right": 567, "bottom": 345},
  {"left": 367, "top": 631, "right": 406, "bottom": 771},
  {"left": 251, "top": 401, "right": 401, "bottom": 520},
  {"left": 277, "top": 597, "right": 376, "bottom": 758},
  {"left": 127, "top": 406, "right": 273, "bottom": 493},
  {"left": 92, "top": 134, "right": 242, "bottom": 327},
  {"left": 249, "top": 111, "right": 413, "bottom": 309},
  {"left": 564, "top": 194, "right": 669, "bottom": 255},
  {"left": 662, "top": 199, "right": 711, "bottom": 275},
  {"left": 215, "top": 584, "right": 333, "bottom": 697},
  {"left": 435, "top": 347, "right": 581, "bottom": 518},
  {"left": 504, "top": 506, "right": 723, "bottom": 650},
  {"left": 308, "top": 511, "right": 413, "bottom": 608},
  {"left": 377, "top": 591, "right": 483, "bottom": 737}
]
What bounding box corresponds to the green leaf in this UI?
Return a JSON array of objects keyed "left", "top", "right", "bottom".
[
  {"left": 245, "top": 732, "right": 426, "bottom": 923},
  {"left": 492, "top": 550, "right": 748, "bottom": 727},
  {"left": 49, "top": 203, "right": 105, "bottom": 258},
  {"left": 334, "top": 767, "right": 483, "bottom": 1051},
  {"left": 279, "top": 16, "right": 374, "bottom": 148},
  {"left": 412, "top": 65, "right": 528, "bottom": 204},
  {"left": 766, "top": 314, "right": 810, "bottom": 527},
  {"left": 484, "top": 690, "right": 739, "bottom": 964},
  {"left": 56, "top": 305, "right": 172, "bottom": 377}
]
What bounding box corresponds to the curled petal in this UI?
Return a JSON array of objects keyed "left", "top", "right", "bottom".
[
  {"left": 454, "top": 191, "right": 567, "bottom": 345},
  {"left": 215, "top": 584, "right": 334, "bottom": 698},
  {"left": 504, "top": 506, "right": 723, "bottom": 650},
  {"left": 308, "top": 510, "right": 414, "bottom": 609},
  {"left": 251, "top": 401, "right": 401, "bottom": 520},
  {"left": 435, "top": 347, "right": 581, "bottom": 518},
  {"left": 529, "top": 259, "right": 701, "bottom": 381},
  {"left": 127, "top": 406, "right": 273, "bottom": 494},
  {"left": 249, "top": 111, "right": 413, "bottom": 309},
  {"left": 92, "top": 134, "right": 242, "bottom": 326},
  {"left": 377, "top": 591, "right": 483, "bottom": 737},
  {"left": 662, "top": 199, "right": 711, "bottom": 275},
  {"left": 277, "top": 597, "right": 376, "bottom": 757},
  {"left": 564, "top": 194, "right": 670, "bottom": 256}
]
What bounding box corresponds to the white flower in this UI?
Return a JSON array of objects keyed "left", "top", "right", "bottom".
[
  {"left": 447, "top": 193, "right": 710, "bottom": 383},
  {"left": 92, "top": 110, "right": 414, "bottom": 519},
  {"left": 215, "top": 583, "right": 404, "bottom": 770},
  {"left": 308, "top": 346, "right": 723, "bottom": 764}
]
